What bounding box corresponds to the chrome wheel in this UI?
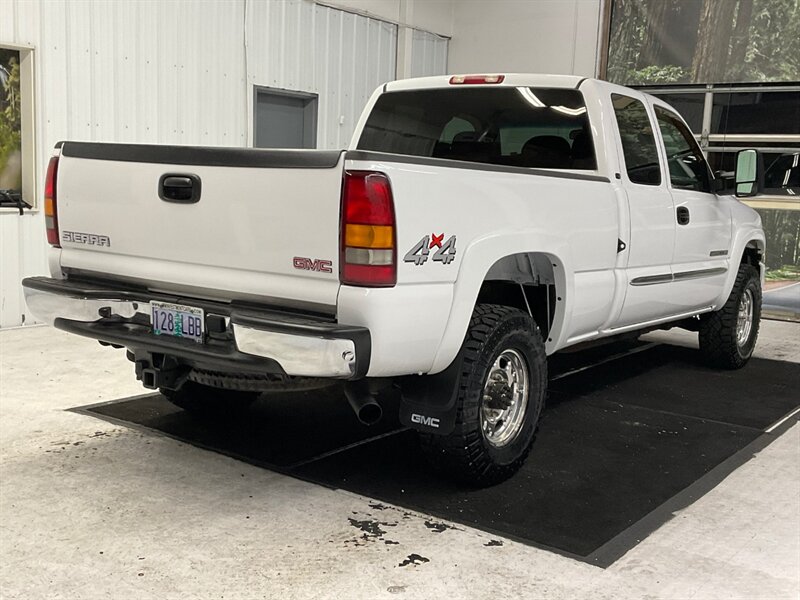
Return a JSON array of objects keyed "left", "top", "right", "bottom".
[
  {"left": 736, "top": 288, "right": 754, "bottom": 348},
  {"left": 480, "top": 348, "right": 529, "bottom": 448}
]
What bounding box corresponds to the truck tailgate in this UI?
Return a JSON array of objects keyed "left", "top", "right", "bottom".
[{"left": 55, "top": 143, "right": 344, "bottom": 311}]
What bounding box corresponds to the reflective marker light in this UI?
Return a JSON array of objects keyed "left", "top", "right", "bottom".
[
  {"left": 449, "top": 74, "right": 505, "bottom": 85},
  {"left": 44, "top": 156, "right": 60, "bottom": 247},
  {"left": 340, "top": 171, "right": 397, "bottom": 287}
]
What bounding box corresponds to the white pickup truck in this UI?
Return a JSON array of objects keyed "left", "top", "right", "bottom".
[{"left": 24, "top": 74, "right": 766, "bottom": 486}]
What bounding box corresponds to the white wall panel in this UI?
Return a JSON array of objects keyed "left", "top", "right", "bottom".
[
  {"left": 0, "top": 215, "right": 22, "bottom": 328},
  {"left": 318, "top": 0, "right": 455, "bottom": 36},
  {"left": 246, "top": 0, "right": 397, "bottom": 149},
  {"left": 0, "top": 0, "right": 404, "bottom": 327},
  {"left": 1, "top": 0, "right": 248, "bottom": 328},
  {"left": 448, "top": 0, "right": 601, "bottom": 77},
  {"left": 410, "top": 29, "right": 448, "bottom": 78}
]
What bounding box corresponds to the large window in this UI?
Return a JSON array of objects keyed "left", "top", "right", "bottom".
[
  {"left": 0, "top": 45, "right": 34, "bottom": 212},
  {"left": 0, "top": 49, "right": 22, "bottom": 209},
  {"left": 358, "top": 87, "right": 597, "bottom": 170},
  {"left": 653, "top": 92, "right": 705, "bottom": 132},
  {"left": 637, "top": 84, "right": 800, "bottom": 173},
  {"left": 611, "top": 94, "right": 661, "bottom": 185},
  {"left": 710, "top": 91, "right": 800, "bottom": 135},
  {"left": 604, "top": 0, "right": 800, "bottom": 86}
]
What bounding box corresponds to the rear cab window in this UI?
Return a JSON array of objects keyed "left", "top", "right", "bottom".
[{"left": 357, "top": 87, "right": 597, "bottom": 170}]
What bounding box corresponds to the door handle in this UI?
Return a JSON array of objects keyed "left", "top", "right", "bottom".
[
  {"left": 159, "top": 173, "right": 201, "bottom": 203},
  {"left": 677, "top": 206, "right": 690, "bottom": 225}
]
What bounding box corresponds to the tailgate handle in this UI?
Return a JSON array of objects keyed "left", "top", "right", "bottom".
[{"left": 159, "top": 173, "right": 201, "bottom": 203}]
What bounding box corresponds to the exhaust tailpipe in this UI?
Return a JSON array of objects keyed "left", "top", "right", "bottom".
[{"left": 344, "top": 382, "right": 383, "bottom": 425}]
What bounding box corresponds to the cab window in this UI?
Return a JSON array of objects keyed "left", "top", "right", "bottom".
[
  {"left": 655, "top": 106, "right": 712, "bottom": 193},
  {"left": 358, "top": 87, "right": 597, "bottom": 170},
  {"left": 611, "top": 94, "right": 661, "bottom": 186}
]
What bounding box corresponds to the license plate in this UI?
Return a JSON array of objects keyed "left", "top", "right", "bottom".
[{"left": 150, "top": 301, "right": 204, "bottom": 343}]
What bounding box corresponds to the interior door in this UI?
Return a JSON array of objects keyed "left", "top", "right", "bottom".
[
  {"left": 254, "top": 89, "right": 318, "bottom": 149},
  {"left": 653, "top": 104, "right": 732, "bottom": 311},
  {"left": 610, "top": 93, "right": 678, "bottom": 327}
]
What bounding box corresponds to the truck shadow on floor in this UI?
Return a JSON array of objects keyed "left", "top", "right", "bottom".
[{"left": 74, "top": 342, "right": 800, "bottom": 566}]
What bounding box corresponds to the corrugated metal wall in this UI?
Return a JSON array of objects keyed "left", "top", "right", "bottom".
[
  {"left": 246, "top": 0, "right": 397, "bottom": 149},
  {"left": 1, "top": 0, "right": 451, "bottom": 328},
  {"left": 410, "top": 29, "right": 448, "bottom": 78},
  {"left": 0, "top": 0, "right": 249, "bottom": 328}
]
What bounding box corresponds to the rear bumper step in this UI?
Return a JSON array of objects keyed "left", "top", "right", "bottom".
[{"left": 22, "top": 276, "right": 370, "bottom": 379}]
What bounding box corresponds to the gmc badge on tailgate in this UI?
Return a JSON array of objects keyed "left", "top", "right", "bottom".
[{"left": 293, "top": 256, "right": 333, "bottom": 273}]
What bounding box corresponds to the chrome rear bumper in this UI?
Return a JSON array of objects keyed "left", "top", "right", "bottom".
[{"left": 22, "top": 277, "right": 370, "bottom": 379}]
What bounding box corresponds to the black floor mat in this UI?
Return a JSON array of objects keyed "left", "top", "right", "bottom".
[
  {"left": 79, "top": 343, "right": 800, "bottom": 564},
  {"left": 549, "top": 345, "right": 797, "bottom": 430},
  {"left": 296, "top": 403, "right": 757, "bottom": 557},
  {"left": 88, "top": 384, "right": 402, "bottom": 468}
]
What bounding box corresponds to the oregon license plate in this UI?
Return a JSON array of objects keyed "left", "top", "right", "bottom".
[{"left": 150, "top": 301, "right": 204, "bottom": 343}]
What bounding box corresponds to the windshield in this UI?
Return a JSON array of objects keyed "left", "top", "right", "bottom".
[{"left": 357, "top": 87, "right": 596, "bottom": 170}]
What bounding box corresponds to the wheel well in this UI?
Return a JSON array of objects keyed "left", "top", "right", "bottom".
[
  {"left": 476, "top": 281, "right": 555, "bottom": 337},
  {"left": 477, "top": 253, "right": 558, "bottom": 338},
  {"left": 741, "top": 244, "right": 762, "bottom": 267}
]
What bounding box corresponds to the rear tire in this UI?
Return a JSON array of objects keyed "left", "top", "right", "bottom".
[
  {"left": 161, "top": 381, "right": 259, "bottom": 416},
  {"left": 698, "top": 262, "right": 761, "bottom": 369},
  {"left": 419, "top": 304, "right": 547, "bottom": 487}
]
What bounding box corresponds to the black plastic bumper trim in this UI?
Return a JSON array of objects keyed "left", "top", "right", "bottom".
[
  {"left": 25, "top": 276, "right": 371, "bottom": 380},
  {"left": 55, "top": 318, "right": 287, "bottom": 375}
]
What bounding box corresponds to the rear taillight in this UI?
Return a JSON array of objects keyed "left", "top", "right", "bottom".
[
  {"left": 44, "top": 156, "right": 60, "bottom": 247},
  {"left": 340, "top": 171, "right": 396, "bottom": 287},
  {"left": 449, "top": 74, "right": 505, "bottom": 85}
]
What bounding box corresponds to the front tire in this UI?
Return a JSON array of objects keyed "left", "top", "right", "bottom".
[
  {"left": 419, "top": 304, "right": 547, "bottom": 487},
  {"left": 698, "top": 262, "right": 761, "bottom": 369}
]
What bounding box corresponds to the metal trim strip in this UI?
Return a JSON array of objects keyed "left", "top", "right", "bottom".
[
  {"left": 673, "top": 267, "right": 728, "bottom": 281},
  {"left": 630, "top": 267, "right": 727, "bottom": 286},
  {"left": 345, "top": 150, "right": 610, "bottom": 183},
  {"left": 629, "top": 273, "right": 673, "bottom": 286}
]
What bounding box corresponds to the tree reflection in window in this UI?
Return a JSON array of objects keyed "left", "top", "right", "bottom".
[{"left": 0, "top": 48, "right": 23, "bottom": 206}]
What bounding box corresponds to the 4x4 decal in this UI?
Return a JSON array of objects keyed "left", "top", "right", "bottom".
[{"left": 404, "top": 233, "right": 457, "bottom": 266}]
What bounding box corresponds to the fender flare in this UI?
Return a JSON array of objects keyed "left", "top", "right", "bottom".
[
  {"left": 428, "top": 231, "right": 572, "bottom": 374},
  {"left": 713, "top": 227, "right": 766, "bottom": 308}
]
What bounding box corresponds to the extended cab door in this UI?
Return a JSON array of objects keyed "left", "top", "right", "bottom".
[
  {"left": 609, "top": 93, "right": 677, "bottom": 327},
  {"left": 652, "top": 104, "right": 731, "bottom": 311}
]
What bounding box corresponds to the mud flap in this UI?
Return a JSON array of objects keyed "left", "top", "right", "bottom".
[{"left": 397, "top": 347, "right": 465, "bottom": 436}]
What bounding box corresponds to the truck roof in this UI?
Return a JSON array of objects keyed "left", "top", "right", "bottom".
[{"left": 385, "top": 73, "right": 588, "bottom": 92}]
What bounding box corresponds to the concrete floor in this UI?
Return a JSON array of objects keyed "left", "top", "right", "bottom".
[{"left": 1, "top": 321, "right": 798, "bottom": 599}]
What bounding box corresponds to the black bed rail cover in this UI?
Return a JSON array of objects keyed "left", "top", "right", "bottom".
[{"left": 58, "top": 141, "right": 344, "bottom": 169}]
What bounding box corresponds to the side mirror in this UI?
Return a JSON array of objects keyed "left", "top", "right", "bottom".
[{"left": 735, "top": 149, "right": 763, "bottom": 198}]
